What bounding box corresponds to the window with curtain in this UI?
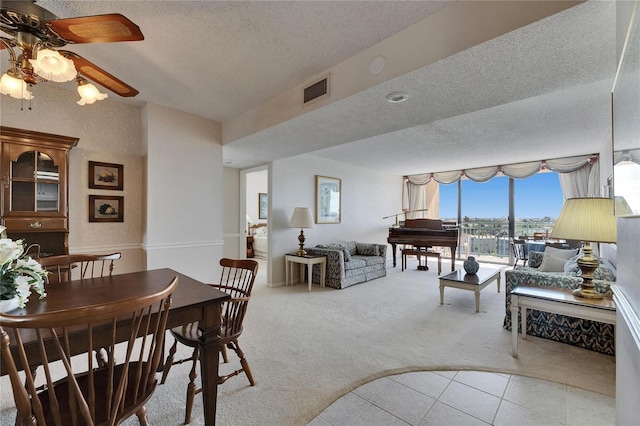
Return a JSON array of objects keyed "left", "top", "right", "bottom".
[{"left": 436, "top": 171, "right": 564, "bottom": 262}]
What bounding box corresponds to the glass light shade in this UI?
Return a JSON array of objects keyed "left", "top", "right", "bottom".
[
  {"left": 77, "top": 81, "right": 108, "bottom": 105},
  {"left": 614, "top": 196, "right": 633, "bottom": 216},
  {"left": 0, "top": 72, "right": 33, "bottom": 99},
  {"left": 550, "top": 197, "right": 617, "bottom": 243},
  {"left": 289, "top": 207, "right": 314, "bottom": 229},
  {"left": 29, "top": 49, "right": 77, "bottom": 82}
]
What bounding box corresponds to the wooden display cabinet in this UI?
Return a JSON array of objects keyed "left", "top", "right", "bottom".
[{"left": 1, "top": 126, "right": 78, "bottom": 256}]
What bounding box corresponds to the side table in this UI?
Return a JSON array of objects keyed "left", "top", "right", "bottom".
[
  {"left": 246, "top": 236, "right": 255, "bottom": 258},
  {"left": 510, "top": 286, "right": 616, "bottom": 358},
  {"left": 285, "top": 254, "right": 326, "bottom": 291}
]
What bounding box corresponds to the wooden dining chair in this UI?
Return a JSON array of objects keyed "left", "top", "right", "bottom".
[
  {"left": 159, "top": 258, "right": 259, "bottom": 424},
  {"left": 0, "top": 276, "right": 178, "bottom": 426},
  {"left": 511, "top": 238, "right": 527, "bottom": 268},
  {"left": 38, "top": 252, "right": 122, "bottom": 284}
]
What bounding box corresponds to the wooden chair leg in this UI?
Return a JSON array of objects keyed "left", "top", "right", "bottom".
[
  {"left": 160, "top": 338, "right": 178, "bottom": 385},
  {"left": 221, "top": 343, "right": 229, "bottom": 363},
  {"left": 136, "top": 406, "right": 149, "bottom": 426},
  {"left": 184, "top": 347, "right": 199, "bottom": 425},
  {"left": 230, "top": 339, "right": 255, "bottom": 386}
]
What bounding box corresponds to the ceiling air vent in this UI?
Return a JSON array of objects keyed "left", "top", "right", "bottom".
[{"left": 303, "top": 74, "right": 330, "bottom": 106}]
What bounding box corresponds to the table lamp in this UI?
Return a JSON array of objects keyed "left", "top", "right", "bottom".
[
  {"left": 550, "top": 197, "right": 617, "bottom": 299},
  {"left": 289, "top": 207, "right": 315, "bottom": 256}
]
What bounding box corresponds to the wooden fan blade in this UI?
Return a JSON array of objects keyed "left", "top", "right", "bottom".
[
  {"left": 49, "top": 14, "right": 144, "bottom": 43},
  {"left": 59, "top": 50, "right": 139, "bottom": 97}
]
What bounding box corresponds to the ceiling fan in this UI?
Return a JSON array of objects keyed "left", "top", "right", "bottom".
[{"left": 0, "top": 0, "right": 143, "bottom": 104}]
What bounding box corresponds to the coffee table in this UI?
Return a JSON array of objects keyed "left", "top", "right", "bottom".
[{"left": 439, "top": 268, "right": 501, "bottom": 312}]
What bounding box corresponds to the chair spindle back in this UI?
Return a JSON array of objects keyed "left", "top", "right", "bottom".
[{"left": 0, "top": 276, "right": 177, "bottom": 425}]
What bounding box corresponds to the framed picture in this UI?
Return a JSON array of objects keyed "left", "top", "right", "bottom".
[
  {"left": 316, "top": 175, "right": 341, "bottom": 224},
  {"left": 89, "top": 195, "right": 124, "bottom": 222},
  {"left": 258, "top": 193, "right": 268, "bottom": 219},
  {"left": 89, "top": 161, "right": 123, "bottom": 190}
]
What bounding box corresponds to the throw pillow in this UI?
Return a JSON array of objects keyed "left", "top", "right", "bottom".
[
  {"left": 325, "top": 243, "right": 351, "bottom": 262},
  {"left": 564, "top": 254, "right": 617, "bottom": 281},
  {"left": 544, "top": 246, "right": 578, "bottom": 261},
  {"left": 528, "top": 251, "right": 544, "bottom": 268},
  {"left": 356, "top": 243, "right": 379, "bottom": 256},
  {"left": 538, "top": 255, "right": 568, "bottom": 272}
]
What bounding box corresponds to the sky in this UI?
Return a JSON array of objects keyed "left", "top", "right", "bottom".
[{"left": 439, "top": 173, "right": 564, "bottom": 219}]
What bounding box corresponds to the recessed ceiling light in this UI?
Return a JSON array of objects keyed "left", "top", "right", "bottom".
[{"left": 386, "top": 91, "right": 409, "bottom": 104}]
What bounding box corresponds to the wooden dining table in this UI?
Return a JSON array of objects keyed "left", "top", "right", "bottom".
[{"left": 0, "top": 268, "right": 230, "bottom": 426}]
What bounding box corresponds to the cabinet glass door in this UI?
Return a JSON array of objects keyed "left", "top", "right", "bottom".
[{"left": 9, "top": 151, "right": 60, "bottom": 213}]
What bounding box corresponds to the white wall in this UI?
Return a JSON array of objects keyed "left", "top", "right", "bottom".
[
  {"left": 142, "top": 104, "right": 223, "bottom": 283},
  {"left": 246, "top": 169, "right": 268, "bottom": 225},
  {"left": 1, "top": 84, "right": 225, "bottom": 282},
  {"left": 223, "top": 166, "right": 241, "bottom": 259},
  {"left": 613, "top": 2, "right": 640, "bottom": 424},
  {"left": 1, "top": 85, "right": 144, "bottom": 273},
  {"left": 269, "top": 153, "right": 403, "bottom": 286},
  {"left": 614, "top": 216, "right": 640, "bottom": 426}
]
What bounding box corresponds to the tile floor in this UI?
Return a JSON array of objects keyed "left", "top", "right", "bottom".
[{"left": 307, "top": 370, "right": 615, "bottom": 426}]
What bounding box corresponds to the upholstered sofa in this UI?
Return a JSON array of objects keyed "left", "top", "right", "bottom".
[
  {"left": 306, "top": 241, "right": 387, "bottom": 289},
  {"left": 503, "top": 249, "right": 616, "bottom": 355}
]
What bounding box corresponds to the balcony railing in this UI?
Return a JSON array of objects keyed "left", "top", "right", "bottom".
[{"left": 444, "top": 219, "right": 556, "bottom": 265}]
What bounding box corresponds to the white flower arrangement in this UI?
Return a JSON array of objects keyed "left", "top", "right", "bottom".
[{"left": 0, "top": 226, "right": 48, "bottom": 309}]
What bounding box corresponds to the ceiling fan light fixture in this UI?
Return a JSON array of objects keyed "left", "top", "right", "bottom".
[
  {"left": 76, "top": 77, "right": 107, "bottom": 105},
  {"left": 29, "top": 49, "right": 77, "bottom": 82},
  {"left": 0, "top": 70, "right": 33, "bottom": 99}
]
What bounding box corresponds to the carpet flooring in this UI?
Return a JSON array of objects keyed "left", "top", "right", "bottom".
[{"left": 0, "top": 258, "right": 616, "bottom": 425}]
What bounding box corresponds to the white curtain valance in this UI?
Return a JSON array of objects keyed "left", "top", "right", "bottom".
[
  {"left": 501, "top": 161, "right": 542, "bottom": 178},
  {"left": 405, "top": 154, "right": 597, "bottom": 185},
  {"left": 463, "top": 166, "right": 498, "bottom": 182}
]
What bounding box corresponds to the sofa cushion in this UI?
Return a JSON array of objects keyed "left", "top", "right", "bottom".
[
  {"left": 352, "top": 255, "right": 385, "bottom": 267},
  {"left": 356, "top": 242, "right": 379, "bottom": 256},
  {"left": 344, "top": 257, "right": 366, "bottom": 270}
]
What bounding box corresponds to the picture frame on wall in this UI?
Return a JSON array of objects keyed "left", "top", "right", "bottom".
[
  {"left": 316, "top": 175, "right": 341, "bottom": 224},
  {"left": 258, "top": 193, "right": 268, "bottom": 219},
  {"left": 89, "top": 195, "right": 124, "bottom": 222},
  {"left": 89, "top": 161, "right": 123, "bottom": 190}
]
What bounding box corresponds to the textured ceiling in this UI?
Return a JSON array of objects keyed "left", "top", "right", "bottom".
[{"left": 7, "top": 1, "right": 619, "bottom": 176}]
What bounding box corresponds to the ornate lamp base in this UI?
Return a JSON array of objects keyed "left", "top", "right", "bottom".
[
  {"left": 296, "top": 229, "right": 307, "bottom": 256},
  {"left": 573, "top": 243, "right": 603, "bottom": 300}
]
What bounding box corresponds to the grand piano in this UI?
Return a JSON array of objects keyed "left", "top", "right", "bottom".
[{"left": 387, "top": 218, "right": 459, "bottom": 272}]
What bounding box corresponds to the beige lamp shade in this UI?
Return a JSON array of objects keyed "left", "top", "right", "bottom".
[
  {"left": 289, "top": 207, "right": 315, "bottom": 229},
  {"left": 550, "top": 197, "right": 617, "bottom": 243}
]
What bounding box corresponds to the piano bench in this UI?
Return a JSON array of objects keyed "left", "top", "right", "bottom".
[{"left": 401, "top": 249, "right": 441, "bottom": 274}]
